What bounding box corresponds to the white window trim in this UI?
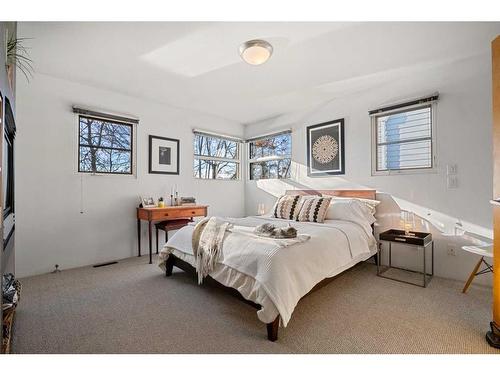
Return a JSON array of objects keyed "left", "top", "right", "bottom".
[
  {"left": 248, "top": 155, "right": 289, "bottom": 163},
  {"left": 371, "top": 101, "right": 438, "bottom": 176},
  {"left": 193, "top": 131, "right": 242, "bottom": 181},
  {"left": 74, "top": 113, "right": 137, "bottom": 178}
]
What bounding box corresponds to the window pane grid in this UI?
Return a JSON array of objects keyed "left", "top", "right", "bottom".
[
  {"left": 194, "top": 134, "right": 239, "bottom": 160},
  {"left": 377, "top": 140, "right": 432, "bottom": 170},
  {"left": 78, "top": 115, "right": 133, "bottom": 175},
  {"left": 379, "top": 124, "right": 431, "bottom": 135},
  {"left": 250, "top": 158, "right": 291, "bottom": 180},
  {"left": 378, "top": 136, "right": 432, "bottom": 147},
  {"left": 193, "top": 133, "right": 240, "bottom": 180},
  {"left": 193, "top": 159, "right": 239, "bottom": 180},
  {"left": 378, "top": 112, "right": 430, "bottom": 122},
  {"left": 375, "top": 105, "right": 433, "bottom": 172},
  {"left": 377, "top": 107, "right": 429, "bottom": 118},
  {"left": 78, "top": 144, "right": 131, "bottom": 152},
  {"left": 378, "top": 116, "right": 431, "bottom": 128},
  {"left": 249, "top": 133, "right": 291, "bottom": 160},
  {"left": 249, "top": 133, "right": 292, "bottom": 180}
]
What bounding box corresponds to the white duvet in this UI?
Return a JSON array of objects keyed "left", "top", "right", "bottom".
[{"left": 159, "top": 216, "right": 376, "bottom": 327}]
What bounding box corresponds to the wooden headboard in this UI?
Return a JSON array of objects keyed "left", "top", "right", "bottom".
[{"left": 285, "top": 189, "right": 376, "bottom": 200}]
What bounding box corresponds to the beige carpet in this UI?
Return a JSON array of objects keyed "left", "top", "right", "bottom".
[{"left": 11, "top": 255, "right": 498, "bottom": 354}]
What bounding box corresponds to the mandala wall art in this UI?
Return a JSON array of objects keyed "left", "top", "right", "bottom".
[{"left": 306, "top": 119, "right": 345, "bottom": 176}]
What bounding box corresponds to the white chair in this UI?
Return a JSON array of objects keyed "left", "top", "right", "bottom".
[{"left": 461, "top": 245, "right": 494, "bottom": 293}]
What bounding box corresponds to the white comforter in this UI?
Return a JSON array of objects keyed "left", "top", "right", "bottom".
[{"left": 159, "top": 216, "right": 376, "bottom": 327}]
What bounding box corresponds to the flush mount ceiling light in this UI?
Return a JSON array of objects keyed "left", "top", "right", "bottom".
[{"left": 239, "top": 39, "right": 273, "bottom": 65}]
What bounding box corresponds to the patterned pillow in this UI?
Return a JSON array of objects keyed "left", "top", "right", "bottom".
[
  {"left": 273, "top": 195, "right": 302, "bottom": 220},
  {"left": 296, "top": 196, "right": 332, "bottom": 223}
]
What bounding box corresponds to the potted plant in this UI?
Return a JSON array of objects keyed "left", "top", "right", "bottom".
[{"left": 5, "top": 36, "right": 33, "bottom": 90}]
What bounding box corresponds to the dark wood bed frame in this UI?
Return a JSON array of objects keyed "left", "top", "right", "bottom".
[{"left": 164, "top": 189, "right": 377, "bottom": 342}]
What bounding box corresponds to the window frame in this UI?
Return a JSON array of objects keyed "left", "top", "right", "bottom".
[
  {"left": 76, "top": 114, "right": 137, "bottom": 176},
  {"left": 193, "top": 132, "right": 241, "bottom": 181},
  {"left": 247, "top": 131, "right": 292, "bottom": 181},
  {"left": 371, "top": 102, "right": 437, "bottom": 176}
]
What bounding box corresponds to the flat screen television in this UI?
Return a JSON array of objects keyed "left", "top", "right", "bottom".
[{"left": 3, "top": 97, "right": 15, "bottom": 249}]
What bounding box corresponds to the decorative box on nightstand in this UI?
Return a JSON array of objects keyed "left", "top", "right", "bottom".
[{"left": 377, "top": 229, "right": 434, "bottom": 288}]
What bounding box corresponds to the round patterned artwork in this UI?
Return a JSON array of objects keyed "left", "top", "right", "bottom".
[{"left": 312, "top": 135, "right": 338, "bottom": 164}]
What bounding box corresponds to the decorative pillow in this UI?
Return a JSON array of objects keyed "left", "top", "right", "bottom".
[
  {"left": 273, "top": 195, "right": 302, "bottom": 220},
  {"left": 296, "top": 196, "right": 332, "bottom": 223}
]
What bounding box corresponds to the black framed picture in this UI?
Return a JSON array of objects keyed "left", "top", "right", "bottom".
[
  {"left": 149, "top": 135, "right": 180, "bottom": 175},
  {"left": 306, "top": 118, "right": 345, "bottom": 176}
]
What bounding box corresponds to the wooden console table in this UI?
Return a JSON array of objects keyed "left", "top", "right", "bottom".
[{"left": 137, "top": 205, "right": 208, "bottom": 264}]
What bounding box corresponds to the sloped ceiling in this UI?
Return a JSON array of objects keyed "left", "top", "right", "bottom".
[{"left": 19, "top": 22, "right": 500, "bottom": 124}]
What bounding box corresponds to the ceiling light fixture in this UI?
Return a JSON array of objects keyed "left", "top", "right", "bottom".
[{"left": 239, "top": 39, "right": 273, "bottom": 65}]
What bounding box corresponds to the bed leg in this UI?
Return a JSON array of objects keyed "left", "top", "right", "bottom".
[
  {"left": 165, "top": 256, "right": 175, "bottom": 277},
  {"left": 267, "top": 316, "right": 279, "bottom": 342}
]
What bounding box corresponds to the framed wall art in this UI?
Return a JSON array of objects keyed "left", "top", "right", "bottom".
[
  {"left": 306, "top": 118, "right": 345, "bottom": 176},
  {"left": 148, "top": 135, "right": 180, "bottom": 175}
]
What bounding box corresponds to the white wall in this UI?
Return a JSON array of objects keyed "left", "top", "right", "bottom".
[
  {"left": 15, "top": 33, "right": 495, "bottom": 286},
  {"left": 15, "top": 73, "right": 245, "bottom": 277},
  {"left": 244, "top": 53, "right": 494, "bottom": 285},
  {"left": 1, "top": 22, "right": 17, "bottom": 277}
]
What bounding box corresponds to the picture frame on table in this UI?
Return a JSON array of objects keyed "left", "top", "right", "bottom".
[
  {"left": 149, "top": 135, "right": 180, "bottom": 175},
  {"left": 140, "top": 197, "right": 156, "bottom": 208},
  {"left": 306, "top": 118, "right": 345, "bottom": 176}
]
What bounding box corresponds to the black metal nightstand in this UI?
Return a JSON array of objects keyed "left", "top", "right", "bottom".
[{"left": 377, "top": 229, "right": 434, "bottom": 288}]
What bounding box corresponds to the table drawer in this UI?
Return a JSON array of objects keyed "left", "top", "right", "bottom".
[{"left": 150, "top": 207, "right": 206, "bottom": 220}]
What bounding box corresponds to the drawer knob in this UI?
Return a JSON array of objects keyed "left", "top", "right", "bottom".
[
  {"left": 191, "top": 211, "right": 195, "bottom": 214},
  {"left": 164, "top": 213, "right": 169, "bottom": 216}
]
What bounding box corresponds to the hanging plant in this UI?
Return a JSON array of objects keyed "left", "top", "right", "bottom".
[{"left": 6, "top": 37, "right": 34, "bottom": 82}]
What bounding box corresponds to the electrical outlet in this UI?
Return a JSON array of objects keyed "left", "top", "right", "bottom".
[{"left": 447, "top": 244, "right": 457, "bottom": 256}]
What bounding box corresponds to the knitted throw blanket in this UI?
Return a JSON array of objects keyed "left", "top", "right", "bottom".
[{"left": 192, "top": 217, "right": 230, "bottom": 284}]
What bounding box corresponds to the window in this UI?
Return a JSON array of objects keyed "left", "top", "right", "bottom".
[
  {"left": 193, "top": 132, "right": 240, "bottom": 179},
  {"left": 371, "top": 96, "right": 437, "bottom": 175},
  {"left": 78, "top": 115, "right": 133, "bottom": 174},
  {"left": 248, "top": 131, "right": 292, "bottom": 180}
]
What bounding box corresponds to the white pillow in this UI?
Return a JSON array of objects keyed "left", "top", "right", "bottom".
[
  {"left": 325, "top": 199, "right": 376, "bottom": 235},
  {"left": 325, "top": 196, "right": 380, "bottom": 216}
]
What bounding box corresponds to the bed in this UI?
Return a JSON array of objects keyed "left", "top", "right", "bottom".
[{"left": 158, "top": 189, "right": 378, "bottom": 341}]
